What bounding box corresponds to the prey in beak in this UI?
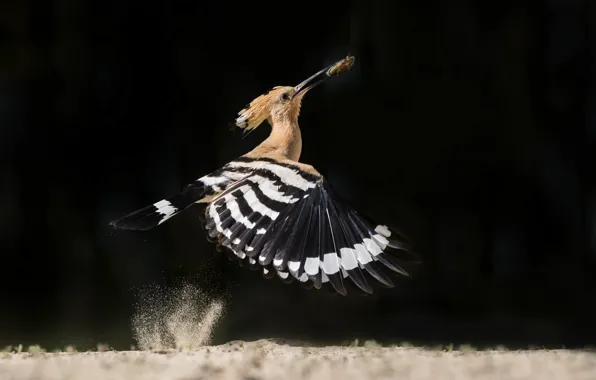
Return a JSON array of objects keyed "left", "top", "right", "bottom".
[
  {"left": 234, "top": 56, "right": 355, "bottom": 133},
  {"left": 293, "top": 56, "right": 355, "bottom": 99}
]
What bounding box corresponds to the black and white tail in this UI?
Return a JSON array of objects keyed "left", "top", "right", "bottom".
[
  {"left": 109, "top": 187, "right": 207, "bottom": 230},
  {"left": 109, "top": 166, "right": 248, "bottom": 230}
]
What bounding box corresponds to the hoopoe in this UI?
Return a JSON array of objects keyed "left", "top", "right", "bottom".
[{"left": 109, "top": 56, "right": 418, "bottom": 295}]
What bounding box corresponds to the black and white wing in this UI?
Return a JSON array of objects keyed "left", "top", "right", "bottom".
[{"left": 203, "top": 157, "right": 417, "bottom": 295}]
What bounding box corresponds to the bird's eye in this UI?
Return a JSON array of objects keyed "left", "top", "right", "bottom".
[{"left": 281, "top": 92, "right": 291, "bottom": 101}]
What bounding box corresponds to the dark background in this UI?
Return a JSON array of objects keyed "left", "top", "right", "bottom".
[{"left": 1, "top": 0, "right": 595, "bottom": 350}]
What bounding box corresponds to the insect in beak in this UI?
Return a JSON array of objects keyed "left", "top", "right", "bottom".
[{"left": 293, "top": 56, "right": 355, "bottom": 99}]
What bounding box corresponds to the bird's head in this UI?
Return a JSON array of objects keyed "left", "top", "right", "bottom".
[{"left": 233, "top": 56, "right": 355, "bottom": 133}]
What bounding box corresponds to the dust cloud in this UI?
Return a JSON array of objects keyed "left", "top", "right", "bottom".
[{"left": 131, "top": 280, "right": 225, "bottom": 350}]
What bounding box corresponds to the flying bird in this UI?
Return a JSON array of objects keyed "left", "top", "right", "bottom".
[{"left": 109, "top": 56, "right": 418, "bottom": 295}]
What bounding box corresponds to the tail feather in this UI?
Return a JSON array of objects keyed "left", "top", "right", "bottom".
[{"left": 109, "top": 187, "right": 206, "bottom": 231}]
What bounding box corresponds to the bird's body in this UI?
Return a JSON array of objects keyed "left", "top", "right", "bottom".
[{"left": 110, "top": 56, "right": 418, "bottom": 295}]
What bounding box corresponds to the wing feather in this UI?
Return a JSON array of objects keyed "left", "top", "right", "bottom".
[
  {"left": 319, "top": 190, "right": 347, "bottom": 295},
  {"left": 297, "top": 189, "right": 322, "bottom": 285},
  {"left": 345, "top": 209, "right": 395, "bottom": 287},
  {"left": 203, "top": 158, "right": 417, "bottom": 295},
  {"left": 276, "top": 190, "right": 316, "bottom": 278},
  {"left": 332, "top": 201, "right": 374, "bottom": 294}
]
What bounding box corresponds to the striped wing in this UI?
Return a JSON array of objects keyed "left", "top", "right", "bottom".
[{"left": 203, "top": 157, "right": 415, "bottom": 295}]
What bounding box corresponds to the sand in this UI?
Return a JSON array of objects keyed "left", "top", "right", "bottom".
[
  {"left": 130, "top": 281, "right": 225, "bottom": 351},
  {"left": 1, "top": 341, "right": 596, "bottom": 380},
  {"left": 3, "top": 281, "right": 595, "bottom": 379}
]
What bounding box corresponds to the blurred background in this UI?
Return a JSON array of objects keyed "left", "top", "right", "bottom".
[{"left": 0, "top": 0, "right": 595, "bottom": 350}]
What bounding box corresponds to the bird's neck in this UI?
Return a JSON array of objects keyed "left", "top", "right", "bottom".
[{"left": 259, "top": 116, "right": 302, "bottom": 162}]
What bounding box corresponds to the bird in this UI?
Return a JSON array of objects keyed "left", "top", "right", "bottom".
[{"left": 109, "top": 56, "right": 419, "bottom": 296}]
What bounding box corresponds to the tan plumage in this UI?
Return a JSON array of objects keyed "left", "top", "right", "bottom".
[
  {"left": 241, "top": 86, "right": 306, "bottom": 163},
  {"left": 235, "top": 56, "right": 356, "bottom": 171}
]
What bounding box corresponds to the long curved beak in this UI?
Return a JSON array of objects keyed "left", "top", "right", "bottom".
[{"left": 293, "top": 56, "right": 355, "bottom": 99}]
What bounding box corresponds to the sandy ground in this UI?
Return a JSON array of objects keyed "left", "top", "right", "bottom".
[
  {"left": 3, "top": 281, "right": 595, "bottom": 380},
  {"left": 1, "top": 340, "right": 596, "bottom": 380}
]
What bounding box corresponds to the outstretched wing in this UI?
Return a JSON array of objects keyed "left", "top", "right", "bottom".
[{"left": 203, "top": 157, "right": 416, "bottom": 295}]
